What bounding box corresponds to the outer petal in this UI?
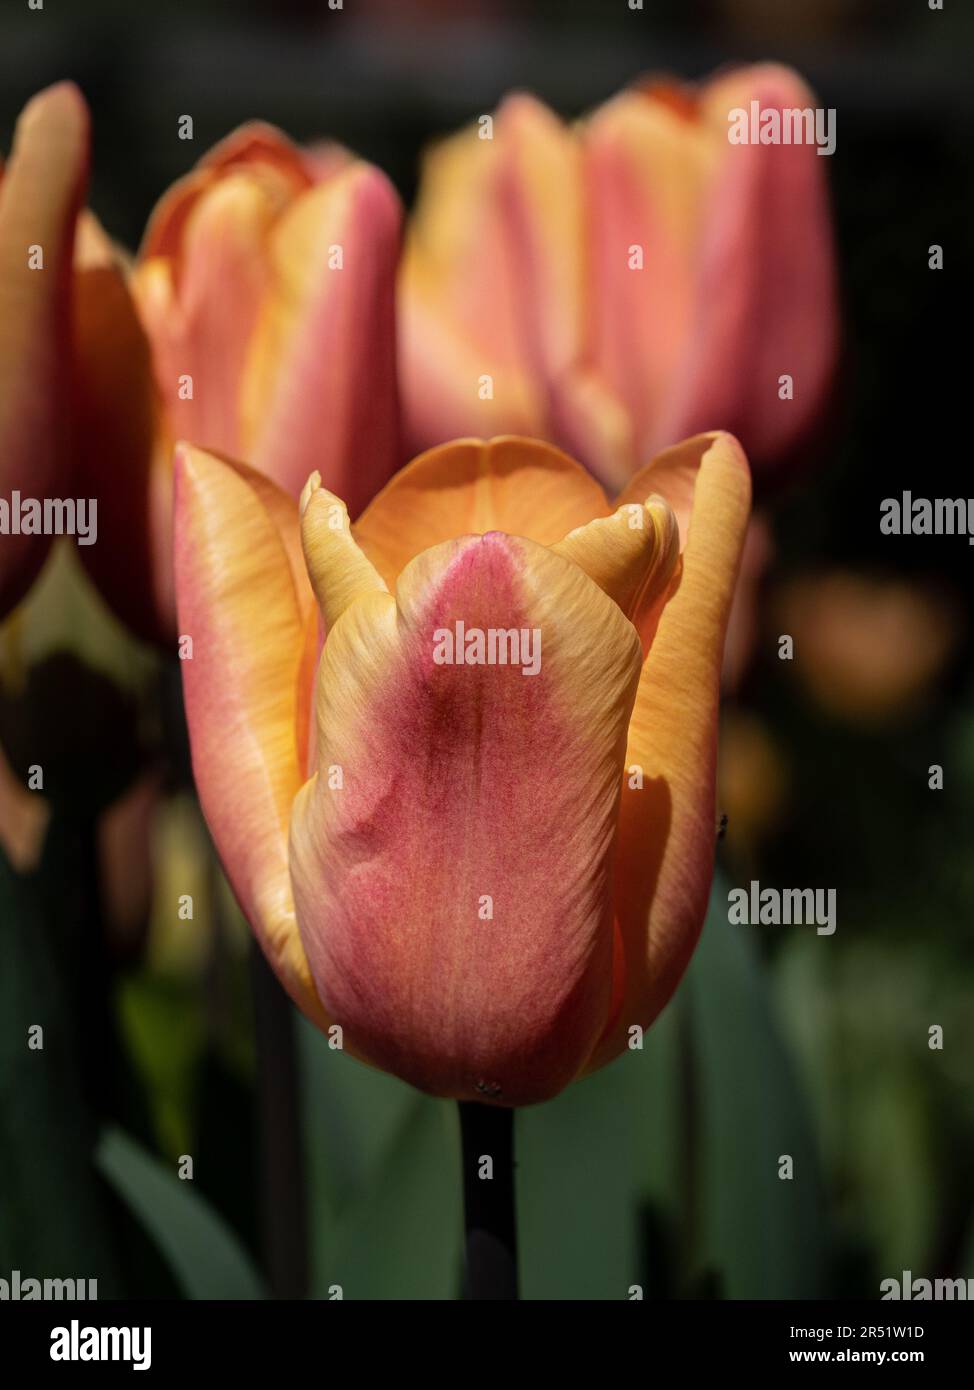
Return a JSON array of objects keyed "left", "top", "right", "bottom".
[
  {"left": 656, "top": 65, "right": 839, "bottom": 470},
  {"left": 398, "top": 94, "right": 583, "bottom": 458},
  {"left": 240, "top": 162, "right": 402, "bottom": 512},
  {"left": 72, "top": 213, "right": 173, "bottom": 644},
  {"left": 581, "top": 88, "right": 717, "bottom": 470},
  {"left": 199, "top": 121, "right": 327, "bottom": 185},
  {"left": 400, "top": 119, "right": 516, "bottom": 359},
  {"left": 587, "top": 431, "right": 751, "bottom": 1069},
  {"left": 492, "top": 94, "right": 585, "bottom": 386},
  {"left": 133, "top": 170, "right": 286, "bottom": 463},
  {"left": 140, "top": 120, "right": 315, "bottom": 261},
  {"left": 617, "top": 427, "right": 717, "bottom": 545},
  {"left": 290, "top": 530, "right": 643, "bottom": 1105},
  {"left": 0, "top": 83, "right": 88, "bottom": 616},
  {"left": 546, "top": 363, "right": 637, "bottom": 496},
  {"left": 397, "top": 298, "right": 543, "bottom": 459},
  {"left": 354, "top": 435, "right": 609, "bottom": 588},
  {"left": 173, "top": 444, "right": 325, "bottom": 1025}
]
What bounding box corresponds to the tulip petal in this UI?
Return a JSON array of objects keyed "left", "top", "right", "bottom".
[
  {"left": 546, "top": 363, "right": 636, "bottom": 495},
  {"left": 398, "top": 296, "right": 543, "bottom": 460},
  {"left": 399, "top": 114, "right": 531, "bottom": 391},
  {"left": 173, "top": 443, "right": 325, "bottom": 1025},
  {"left": 552, "top": 495, "right": 680, "bottom": 634},
  {"left": 240, "top": 163, "right": 402, "bottom": 512},
  {"left": 616, "top": 429, "right": 716, "bottom": 546},
  {"left": 657, "top": 65, "right": 838, "bottom": 467},
  {"left": 582, "top": 89, "right": 716, "bottom": 467},
  {"left": 0, "top": 83, "right": 88, "bottom": 616},
  {"left": 299, "top": 473, "right": 388, "bottom": 630},
  {"left": 200, "top": 121, "right": 322, "bottom": 185},
  {"left": 290, "top": 530, "right": 643, "bottom": 1104},
  {"left": 587, "top": 431, "right": 751, "bottom": 1069},
  {"left": 493, "top": 94, "right": 585, "bottom": 384},
  {"left": 140, "top": 121, "right": 314, "bottom": 261},
  {"left": 73, "top": 213, "right": 172, "bottom": 644},
  {"left": 354, "top": 435, "right": 609, "bottom": 588},
  {"left": 398, "top": 95, "right": 581, "bottom": 457},
  {"left": 134, "top": 171, "right": 287, "bottom": 462}
]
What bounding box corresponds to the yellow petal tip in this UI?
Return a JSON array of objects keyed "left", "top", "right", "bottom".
[{"left": 299, "top": 470, "right": 322, "bottom": 517}]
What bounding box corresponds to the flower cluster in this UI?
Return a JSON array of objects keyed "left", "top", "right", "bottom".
[{"left": 1, "top": 66, "right": 837, "bottom": 1103}]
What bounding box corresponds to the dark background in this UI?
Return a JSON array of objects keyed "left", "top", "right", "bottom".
[{"left": 0, "top": 0, "right": 971, "bottom": 1301}]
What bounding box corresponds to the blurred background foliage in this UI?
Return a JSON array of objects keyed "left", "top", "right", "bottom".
[{"left": 1, "top": 0, "right": 972, "bottom": 1299}]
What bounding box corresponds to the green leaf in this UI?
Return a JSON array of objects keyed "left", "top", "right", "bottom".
[
  {"left": 320, "top": 1098, "right": 462, "bottom": 1300},
  {"left": 684, "top": 874, "right": 829, "bottom": 1297},
  {"left": 776, "top": 935, "right": 945, "bottom": 1283},
  {"left": 0, "top": 831, "right": 122, "bottom": 1291},
  {"left": 847, "top": 1070, "right": 937, "bottom": 1275},
  {"left": 295, "top": 876, "right": 827, "bottom": 1301},
  {"left": 95, "top": 1126, "right": 266, "bottom": 1299},
  {"left": 300, "top": 1021, "right": 461, "bottom": 1299},
  {"left": 116, "top": 975, "right": 204, "bottom": 1161},
  {"left": 517, "top": 1006, "right": 681, "bottom": 1300},
  {"left": 299, "top": 1016, "right": 415, "bottom": 1213}
]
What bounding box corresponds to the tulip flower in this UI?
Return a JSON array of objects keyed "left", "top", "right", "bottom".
[
  {"left": 0, "top": 83, "right": 88, "bottom": 871},
  {"left": 174, "top": 431, "right": 750, "bottom": 1106},
  {"left": 73, "top": 122, "right": 402, "bottom": 643},
  {"left": 399, "top": 65, "right": 836, "bottom": 494},
  {"left": 0, "top": 82, "right": 88, "bottom": 617}
]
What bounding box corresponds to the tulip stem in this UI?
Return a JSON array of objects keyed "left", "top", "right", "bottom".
[
  {"left": 458, "top": 1101, "right": 519, "bottom": 1299},
  {"left": 251, "top": 943, "right": 308, "bottom": 1299}
]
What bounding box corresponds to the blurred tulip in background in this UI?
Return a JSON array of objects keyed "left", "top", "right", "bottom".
[
  {"left": 400, "top": 65, "right": 837, "bottom": 494},
  {"left": 774, "top": 570, "right": 961, "bottom": 726},
  {"left": 0, "top": 83, "right": 89, "bottom": 870},
  {"left": 74, "top": 124, "right": 402, "bottom": 644},
  {"left": 0, "top": 82, "right": 88, "bottom": 619}
]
